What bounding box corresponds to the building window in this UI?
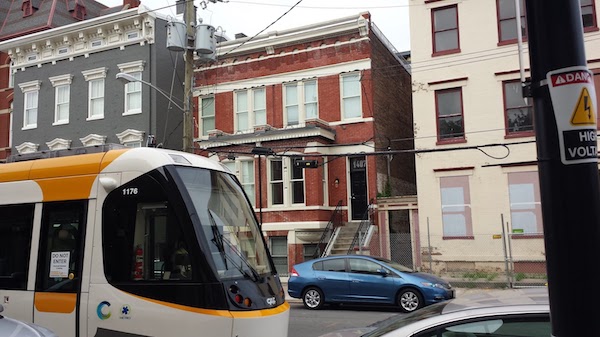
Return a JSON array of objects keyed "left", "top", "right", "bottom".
[
  {"left": 49, "top": 74, "right": 73, "bottom": 125},
  {"left": 303, "top": 244, "right": 318, "bottom": 261},
  {"left": 116, "top": 129, "right": 144, "bottom": 148},
  {"left": 341, "top": 73, "right": 361, "bottom": 119},
  {"left": 498, "top": 0, "right": 597, "bottom": 43},
  {"left": 268, "top": 157, "right": 305, "bottom": 206},
  {"left": 18, "top": 80, "right": 41, "bottom": 130},
  {"left": 503, "top": 80, "right": 533, "bottom": 135},
  {"left": 89, "top": 79, "right": 104, "bottom": 119},
  {"left": 581, "top": 0, "right": 598, "bottom": 30},
  {"left": 440, "top": 176, "right": 472, "bottom": 237},
  {"left": 240, "top": 160, "right": 256, "bottom": 207},
  {"left": 224, "top": 159, "right": 256, "bottom": 207},
  {"left": 497, "top": 0, "right": 527, "bottom": 43},
  {"left": 124, "top": 72, "right": 142, "bottom": 115},
  {"left": 24, "top": 91, "right": 38, "bottom": 129},
  {"left": 200, "top": 96, "right": 215, "bottom": 136},
  {"left": 508, "top": 172, "right": 543, "bottom": 235},
  {"left": 432, "top": 5, "right": 460, "bottom": 55},
  {"left": 435, "top": 88, "right": 465, "bottom": 142},
  {"left": 235, "top": 88, "right": 266, "bottom": 132},
  {"left": 270, "top": 236, "right": 288, "bottom": 276},
  {"left": 284, "top": 80, "right": 318, "bottom": 126},
  {"left": 82, "top": 67, "right": 107, "bottom": 120}
]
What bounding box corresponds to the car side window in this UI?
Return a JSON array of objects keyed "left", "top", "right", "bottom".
[
  {"left": 320, "top": 259, "right": 346, "bottom": 272},
  {"left": 414, "top": 314, "right": 550, "bottom": 337},
  {"left": 349, "top": 259, "right": 382, "bottom": 275}
]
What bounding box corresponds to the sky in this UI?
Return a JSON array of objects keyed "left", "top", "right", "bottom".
[{"left": 98, "top": 0, "right": 411, "bottom": 52}]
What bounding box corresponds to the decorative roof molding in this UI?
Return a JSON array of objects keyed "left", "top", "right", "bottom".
[
  {"left": 0, "top": 6, "right": 163, "bottom": 69},
  {"left": 216, "top": 12, "right": 371, "bottom": 57}
]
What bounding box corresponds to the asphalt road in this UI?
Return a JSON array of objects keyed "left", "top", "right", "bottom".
[{"left": 287, "top": 302, "right": 400, "bottom": 337}]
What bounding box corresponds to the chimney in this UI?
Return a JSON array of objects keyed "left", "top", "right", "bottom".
[{"left": 123, "top": 0, "right": 141, "bottom": 9}]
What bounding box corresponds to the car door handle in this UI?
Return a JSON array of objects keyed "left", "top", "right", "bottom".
[{"left": 352, "top": 279, "right": 360, "bottom": 283}]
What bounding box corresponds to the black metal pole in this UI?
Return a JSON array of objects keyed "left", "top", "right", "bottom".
[
  {"left": 258, "top": 155, "right": 263, "bottom": 226},
  {"left": 526, "top": 1, "right": 600, "bottom": 335}
]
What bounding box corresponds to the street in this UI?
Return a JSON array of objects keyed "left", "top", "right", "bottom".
[{"left": 287, "top": 302, "right": 400, "bottom": 337}]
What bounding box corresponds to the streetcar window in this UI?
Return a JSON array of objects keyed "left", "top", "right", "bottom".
[
  {"left": 103, "top": 171, "right": 193, "bottom": 282},
  {"left": 36, "top": 201, "right": 87, "bottom": 292},
  {"left": 0, "top": 204, "right": 34, "bottom": 290}
]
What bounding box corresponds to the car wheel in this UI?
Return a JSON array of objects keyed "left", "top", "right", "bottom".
[
  {"left": 397, "top": 288, "right": 423, "bottom": 313},
  {"left": 302, "top": 287, "right": 324, "bottom": 310}
]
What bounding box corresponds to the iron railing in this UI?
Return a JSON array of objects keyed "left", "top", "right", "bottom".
[
  {"left": 311, "top": 200, "right": 343, "bottom": 259},
  {"left": 347, "top": 201, "right": 375, "bottom": 254}
]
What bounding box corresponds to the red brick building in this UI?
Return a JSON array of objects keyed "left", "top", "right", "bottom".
[{"left": 193, "top": 12, "right": 415, "bottom": 274}]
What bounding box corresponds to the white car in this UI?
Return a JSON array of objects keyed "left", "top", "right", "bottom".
[
  {"left": 319, "top": 288, "right": 550, "bottom": 337},
  {"left": 0, "top": 304, "right": 57, "bottom": 337}
]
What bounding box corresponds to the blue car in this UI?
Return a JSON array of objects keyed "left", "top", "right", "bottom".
[{"left": 287, "top": 255, "right": 454, "bottom": 312}]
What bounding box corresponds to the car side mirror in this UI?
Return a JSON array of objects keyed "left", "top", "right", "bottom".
[{"left": 377, "top": 268, "right": 389, "bottom": 277}]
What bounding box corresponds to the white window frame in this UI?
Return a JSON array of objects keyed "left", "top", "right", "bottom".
[
  {"left": 49, "top": 74, "right": 73, "bottom": 125},
  {"left": 234, "top": 87, "right": 266, "bottom": 132},
  {"left": 224, "top": 158, "right": 256, "bottom": 207},
  {"left": 270, "top": 236, "right": 289, "bottom": 276},
  {"left": 18, "top": 80, "right": 41, "bottom": 130},
  {"left": 283, "top": 79, "right": 318, "bottom": 127},
  {"left": 508, "top": 171, "right": 543, "bottom": 234},
  {"left": 341, "top": 73, "right": 362, "bottom": 120},
  {"left": 268, "top": 156, "right": 305, "bottom": 207},
  {"left": 118, "top": 61, "right": 145, "bottom": 116},
  {"left": 82, "top": 67, "right": 107, "bottom": 120},
  {"left": 440, "top": 175, "right": 472, "bottom": 237},
  {"left": 116, "top": 128, "right": 144, "bottom": 148},
  {"left": 200, "top": 96, "right": 215, "bottom": 137}
]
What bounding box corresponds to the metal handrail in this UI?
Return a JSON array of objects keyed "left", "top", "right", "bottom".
[
  {"left": 347, "top": 202, "right": 375, "bottom": 255},
  {"left": 312, "top": 200, "right": 343, "bottom": 259}
]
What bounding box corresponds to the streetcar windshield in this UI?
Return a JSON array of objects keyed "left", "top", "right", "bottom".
[{"left": 175, "top": 166, "right": 273, "bottom": 280}]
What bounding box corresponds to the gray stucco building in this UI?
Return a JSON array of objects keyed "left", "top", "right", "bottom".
[{"left": 0, "top": 6, "right": 185, "bottom": 156}]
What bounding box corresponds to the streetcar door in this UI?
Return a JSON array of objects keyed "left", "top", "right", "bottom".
[{"left": 34, "top": 201, "right": 87, "bottom": 337}]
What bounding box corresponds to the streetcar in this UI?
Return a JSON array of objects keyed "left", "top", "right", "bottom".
[{"left": 0, "top": 145, "right": 289, "bottom": 337}]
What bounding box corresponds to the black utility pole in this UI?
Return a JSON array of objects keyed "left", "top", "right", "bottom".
[{"left": 526, "top": 1, "right": 600, "bottom": 335}]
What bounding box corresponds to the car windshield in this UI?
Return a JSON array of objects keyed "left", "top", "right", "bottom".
[
  {"left": 174, "top": 166, "right": 272, "bottom": 280},
  {"left": 372, "top": 257, "right": 415, "bottom": 273},
  {"left": 363, "top": 301, "right": 448, "bottom": 337}
]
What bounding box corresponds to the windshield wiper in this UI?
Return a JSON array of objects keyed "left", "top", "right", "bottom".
[
  {"left": 208, "top": 209, "right": 259, "bottom": 281},
  {"left": 208, "top": 210, "right": 228, "bottom": 270}
]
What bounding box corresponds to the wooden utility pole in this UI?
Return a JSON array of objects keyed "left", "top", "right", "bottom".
[{"left": 182, "top": 0, "right": 195, "bottom": 153}]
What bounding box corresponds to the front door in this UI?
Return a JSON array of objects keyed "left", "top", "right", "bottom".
[
  {"left": 34, "top": 201, "right": 87, "bottom": 337},
  {"left": 349, "top": 156, "right": 368, "bottom": 220}
]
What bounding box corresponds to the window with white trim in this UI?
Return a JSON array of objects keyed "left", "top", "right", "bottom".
[
  {"left": 125, "top": 72, "right": 142, "bottom": 115},
  {"left": 223, "top": 159, "right": 256, "bottom": 207},
  {"left": 284, "top": 80, "right": 318, "bottom": 126},
  {"left": 118, "top": 61, "right": 145, "bottom": 116},
  {"left": 341, "top": 73, "right": 361, "bottom": 119},
  {"left": 82, "top": 67, "right": 107, "bottom": 120},
  {"left": 270, "top": 236, "right": 288, "bottom": 276},
  {"left": 200, "top": 96, "right": 215, "bottom": 136},
  {"left": 440, "top": 175, "right": 472, "bottom": 237},
  {"left": 508, "top": 171, "right": 543, "bottom": 234},
  {"left": 268, "top": 157, "right": 305, "bottom": 206},
  {"left": 235, "top": 88, "right": 266, "bottom": 132},
  {"left": 18, "top": 80, "right": 41, "bottom": 129},
  {"left": 49, "top": 74, "right": 73, "bottom": 125}
]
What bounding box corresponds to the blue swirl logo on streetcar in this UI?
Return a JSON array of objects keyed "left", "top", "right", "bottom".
[{"left": 97, "top": 301, "right": 111, "bottom": 320}]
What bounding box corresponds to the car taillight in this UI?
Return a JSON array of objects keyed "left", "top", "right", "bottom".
[{"left": 290, "top": 267, "right": 299, "bottom": 277}]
